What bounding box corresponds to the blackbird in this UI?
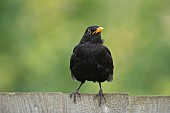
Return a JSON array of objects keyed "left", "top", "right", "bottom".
[{"left": 70, "top": 25, "right": 114, "bottom": 106}]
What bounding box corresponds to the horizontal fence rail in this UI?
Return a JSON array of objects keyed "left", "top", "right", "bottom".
[{"left": 0, "top": 92, "right": 170, "bottom": 113}]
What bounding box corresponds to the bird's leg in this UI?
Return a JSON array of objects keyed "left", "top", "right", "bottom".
[
  {"left": 70, "top": 82, "right": 84, "bottom": 103},
  {"left": 95, "top": 82, "right": 106, "bottom": 106}
]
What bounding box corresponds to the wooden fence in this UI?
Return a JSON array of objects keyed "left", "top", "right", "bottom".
[{"left": 0, "top": 92, "right": 169, "bottom": 113}]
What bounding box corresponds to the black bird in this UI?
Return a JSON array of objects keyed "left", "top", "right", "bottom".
[{"left": 70, "top": 25, "right": 114, "bottom": 106}]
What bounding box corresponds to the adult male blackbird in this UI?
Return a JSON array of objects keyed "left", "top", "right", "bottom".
[{"left": 70, "top": 25, "right": 114, "bottom": 106}]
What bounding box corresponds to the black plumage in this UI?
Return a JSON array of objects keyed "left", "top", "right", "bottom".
[{"left": 70, "top": 25, "right": 114, "bottom": 106}]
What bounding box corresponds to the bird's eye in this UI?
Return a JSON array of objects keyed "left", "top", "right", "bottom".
[{"left": 88, "top": 30, "right": 92, "bottom": 34}]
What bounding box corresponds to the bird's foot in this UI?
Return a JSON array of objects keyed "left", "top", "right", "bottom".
[
  {"left": 95, "top": 89, "right": 106, "bottom": 107},
  {"left": 70, "top": 91, "right": 81, "bottom": 103}
]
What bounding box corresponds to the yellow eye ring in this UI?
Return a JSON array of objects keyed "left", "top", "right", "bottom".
[{"left": 88, "top": 30, "right": 91, "bottom": 34}]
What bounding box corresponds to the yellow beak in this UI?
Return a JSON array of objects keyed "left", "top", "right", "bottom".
[
  {"left": 95, "top": 27, "right": 104, "bottom": 33},
  {"left": 92, "top": 27, "right": 104, "bottom": 34}
]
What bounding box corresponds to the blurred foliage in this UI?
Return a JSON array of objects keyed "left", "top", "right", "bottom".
[{"left": 0, "top": 0, "right": 170, "bottom": 95}]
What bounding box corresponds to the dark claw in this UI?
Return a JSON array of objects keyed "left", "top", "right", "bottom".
[
  {"left": 95, "top": 89, "right": 106, "bottom": 106},
  {"left": 70, "top": 91, "right": 81, "bottom": 103}
]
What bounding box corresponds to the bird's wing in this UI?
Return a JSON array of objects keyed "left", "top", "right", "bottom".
[
  {"left": 105, "top": 47, "right": 114, "bottom": 82},
  {"left": 96, "top": 46, "right": 114, "bottom": 82},
  {"left": 70, "top": 55, "right": 76, "bottom": 80},
  {"left": 70, "top": 45, "right": 78, "bottom": 80}
]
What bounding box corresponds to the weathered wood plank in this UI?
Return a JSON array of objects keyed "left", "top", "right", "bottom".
[
  {"left": 0, "top": 92, "right": 169, "bottom": 113},
  {"left": 128, "top": 96, "right": 170, "bottom": 113}
]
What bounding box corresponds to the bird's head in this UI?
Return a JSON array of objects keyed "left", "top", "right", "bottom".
[{"left": 80, "top": 25, "right": 104, "bottom": 44}]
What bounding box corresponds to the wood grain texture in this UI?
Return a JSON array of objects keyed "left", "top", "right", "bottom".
[
  {"left": 0, "top": 92, "right": 169, "bottom": 113},
  {"left": 128, "top": 96, "right": 170, "bottom": 113}
]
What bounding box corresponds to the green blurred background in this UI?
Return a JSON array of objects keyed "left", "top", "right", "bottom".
[{"left": 0, "top": 0, "right": 170, "bottom": 95}]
